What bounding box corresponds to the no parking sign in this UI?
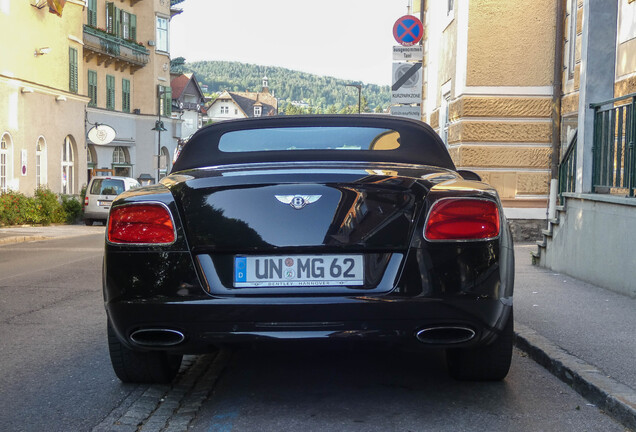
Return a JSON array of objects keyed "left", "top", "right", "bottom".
[{"left": 393, "top": 15, "right": 423, "bottom": 47}]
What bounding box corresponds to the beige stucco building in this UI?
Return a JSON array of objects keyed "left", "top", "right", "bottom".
[
  {"left": 0, "top": 0, "right": 89, "bottom": 195},
  {"left": 419, "top": 0, "right": 557, "bottom": 219}
]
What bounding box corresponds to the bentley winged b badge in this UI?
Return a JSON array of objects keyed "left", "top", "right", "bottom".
[{"left": 275, "top": 195, "right": 322, "bottom": 210}]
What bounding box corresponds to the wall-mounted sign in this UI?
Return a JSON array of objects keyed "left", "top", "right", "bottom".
[
  {"left": 87, "top": 124, "right": 117, "bottom": 145},
  {"left": 391, "top": 62, "right": 422, "bottom": 104},
  {"left": 393, "top": 45, "right": 423, "bottom": 61},
  {"left": 391, "top": 105, "right": 422, "bottom": 121}
]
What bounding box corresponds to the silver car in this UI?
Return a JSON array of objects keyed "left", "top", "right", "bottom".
[{"left": 83, "top": 176, "right": 140, "bottom": 225}]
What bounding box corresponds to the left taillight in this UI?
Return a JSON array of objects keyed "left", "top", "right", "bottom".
[
  {"left": 107, "top": 203, "right": 176, "bottom": 244},
  {"left": 424, "top": 198, "right": 500, "bottom": 241}
]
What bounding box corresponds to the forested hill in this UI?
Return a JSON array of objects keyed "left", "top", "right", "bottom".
[{"left": 176, "top": 60, "right": 390, "bottom": 112}]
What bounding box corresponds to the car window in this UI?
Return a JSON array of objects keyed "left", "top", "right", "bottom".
[
  {"left": 90, "top": 179, "right": 125, "bottom": 195},
  {"left": 218, "top": 127, "right": 400, "bottom": 153}
]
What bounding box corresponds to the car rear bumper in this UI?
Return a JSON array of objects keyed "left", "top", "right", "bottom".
[{"left": 106, "top": 296, "right": 512, "bottom": 353}]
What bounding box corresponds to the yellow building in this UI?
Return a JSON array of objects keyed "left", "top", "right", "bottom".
[
  {"left": 0, "top": 0, "right": 89, "bottom": 195},
  {"left": 420, "top": 0, "right": 556, "bottom": 226}
]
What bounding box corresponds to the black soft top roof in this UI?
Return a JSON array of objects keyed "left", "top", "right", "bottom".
[{"left": 171, "top": 115, "right": 455, "bottom": 173}]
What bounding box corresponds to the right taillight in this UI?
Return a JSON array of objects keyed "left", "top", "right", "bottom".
[
  {"left": 107, "top": 203, "right": 175, "bottom": 245},
  {"left": 424, "top": 198, "right": 500, "bottom": 241}
]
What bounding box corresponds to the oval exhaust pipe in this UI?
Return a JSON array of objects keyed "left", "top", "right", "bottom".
[
  {"left": 415, "top": 326, "right": 475, "bottom": 344},
  {"left": 130, "top": 329, "right": 185, "bottom": 347}
]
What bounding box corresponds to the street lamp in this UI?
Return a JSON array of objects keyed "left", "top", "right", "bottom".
[
  {"left": 151, "top": 89, "right": 168, "bottom": 183},
  {"left": 345, "top": 84, "right": 362, "bottom": 114}
]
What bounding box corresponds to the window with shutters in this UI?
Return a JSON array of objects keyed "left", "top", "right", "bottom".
[
  {"left": 122, "top": 79, "right": 130, "bottom": 113},
  {"left": 87, "top": 0, "right": 97, "bottom": 26},
  {"left": 88, "top": 70, "right": 97, "bottom": 107},
  {"left": 158, "top": 85, "right": 172, "bottom": 117},
  {"left": 106, "top": 75, "right": 115, "bottom": 110},
  {"left": 69, "top": 47, "right": 78, "bottom": 93},
  {"left": 121, "top": 10, "right": 130, "bottom": 40}
]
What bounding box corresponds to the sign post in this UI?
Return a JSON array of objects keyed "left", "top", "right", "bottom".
[{"left": 391, "top": 15, "right": 424, "bottom": 121}]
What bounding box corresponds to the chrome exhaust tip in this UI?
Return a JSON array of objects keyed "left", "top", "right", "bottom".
[
  {"left": 415, "top": 326, "right": 475, "bottom": 344},
  {"left": 130, "top": 329, "right": 185, "bottom": 347}
]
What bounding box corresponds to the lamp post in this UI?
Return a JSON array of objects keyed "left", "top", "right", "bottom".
[
  {"left": 151, "top": 89, "right": 168, "bottom": 183},
  {"left": 345, "top": 84, "right": 362, "bottom": 114}
]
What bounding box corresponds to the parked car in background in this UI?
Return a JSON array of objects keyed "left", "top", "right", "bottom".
[
  {"left": 103, "top": 115, "right": 515, "bottom": 384},
  {"left": 84, "top": 176, "right": 140, "bottom": 225}
]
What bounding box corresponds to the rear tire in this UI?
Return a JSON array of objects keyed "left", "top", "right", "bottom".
[
  {"left": 107, "top": 322, "right": 182, "bottom": 384},
  {"left": 446, "top": 309, "right": 513, "bottom": 381},
  {"left": 84, "top": 219, "right": 93, "bottom": 226}
]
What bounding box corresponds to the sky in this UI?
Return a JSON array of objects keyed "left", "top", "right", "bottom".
[{"left": 169, "top": 0, "right": 410, "bottom": 86}]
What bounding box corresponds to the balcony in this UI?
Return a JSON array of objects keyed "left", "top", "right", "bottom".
[{"left": 83, "top": 25, "right": 149, "bottom": 73}]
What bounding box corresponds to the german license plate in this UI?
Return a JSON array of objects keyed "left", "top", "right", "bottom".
[
  {"left": 98, "top": 200, "right": 112, "bottom": 207},
  {"left": 234, "top": 255, "right": 364, "bottom": 287}
]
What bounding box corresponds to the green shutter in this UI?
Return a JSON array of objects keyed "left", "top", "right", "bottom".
[
  {"left": 165, "top": 87, "right": 172, "bottom": 116},
  {"left": 88, "top": 70, "right": 97, "bottom": 106},
  {"left": 122, "top": 79, "right": 130, "bottom": 113},
  {"left": 114, "top": 6, "right": 121, "bottom": 38},
  {"left": 130, "top": 14, "right": 137, "bottom": 42},
  {"left": 106, "top": 2, "right": 114, "bottom": 34},
  {"left": 88, "top": 0, "right": 97, "bottom": 26},
  {"left": 69, "top": 48, "right": 78, "bottom": 93},
  {"left": 106, "top": 75, "right": 115, "bottom": 110}
]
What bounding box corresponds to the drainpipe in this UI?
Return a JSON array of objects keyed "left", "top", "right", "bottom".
[{"left": 548, "top": 0, "right": 565, "bottom": 220}]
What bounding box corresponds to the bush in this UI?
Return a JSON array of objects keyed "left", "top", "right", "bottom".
[
  {"left": 61, "top": 195, "right": 82, "bottom": 224},
  {"left": 0, "top": 188, "right": 74, "bottom": 226}
]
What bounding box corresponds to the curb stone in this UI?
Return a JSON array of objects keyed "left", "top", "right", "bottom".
[{"left": 514, "top": 322, "right": 636, "bottom": 431}]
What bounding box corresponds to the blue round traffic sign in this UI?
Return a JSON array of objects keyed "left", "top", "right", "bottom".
[{"left": 393, "top": 15, "right": 423, "bottom": 47}]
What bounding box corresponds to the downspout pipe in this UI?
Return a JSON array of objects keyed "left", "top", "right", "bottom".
[{"left": 548, "top": 0, "right": 565, "bottom": 220}]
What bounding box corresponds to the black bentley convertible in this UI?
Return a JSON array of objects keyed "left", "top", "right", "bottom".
[{"left": 104, "top": 115, "right": 514, "bottom": 383}]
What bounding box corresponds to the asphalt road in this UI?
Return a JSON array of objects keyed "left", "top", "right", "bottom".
[{"left": 0, "top": 231, "right": 627, "bottom": 431}]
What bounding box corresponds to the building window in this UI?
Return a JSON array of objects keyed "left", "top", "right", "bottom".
[
  {"left": 567, "top": 0, "right": 578, "bottom": 79},
  {"left": 441, "top": 92, "right": 451, "bottom": 146},
  {"left": 221, "top": 106, "right": 229, "bottom": 115},
  {"left": 1, "top": 133, "right": 11, "bottom": 193},
  {"left": 106, "top": 75, "right": 115, "bottom": 110},
  {"left": 254, "top": 106, "right": 262, "bottom": 117},
  {"left": 159, "top": 146, "right": 170, "bottom": 178},
  {"left": 61, "top": 136, "right": 75, "bottom": 194},
  {"left": 447, "top": 0, "right": 454, "bottom": 14},
  {"left": 87, "top": 0, "right": 97, "bottom": 26},
  {"left": 234, "top": 108, "right": 238, "bottom": 115},
  {"left": 105, "top": 2, "right": 137, "bottom": 41},
  {"left": 156, "top": 16, "right": 169, "bottom": 52},
  {"left": 112, "top": 146, "right": 131, "bottom": 177},
  {"left": 158, "top": 85, "right": 172, "bottom": 116},
  {"left": 121, "top": 10, "right": 130, "bottom": 40},
  {"left": 69, "top": 47, "right": 78, "bottom": 93},
  {"left": 36, "top": 137, "right": 46, "bottom": 188},
  {"left": 88, "top": 70, "right": 97, "bottom": 107},
  {"left": 122, "top": 78, "right": 130, "bottom": 113}
]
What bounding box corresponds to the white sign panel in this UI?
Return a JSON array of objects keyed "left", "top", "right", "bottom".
[
  {"left": 393, "top": 45, "right": 423, "bottom": 61},
  {"left": 391, "top": 62, "right": 422, "bottom": 104},
  {"left": 391, "top": 105, "right": 422, "bottom": 121},
  {"left": 88, "top": 124, "right": 117, "bottom": 145}
]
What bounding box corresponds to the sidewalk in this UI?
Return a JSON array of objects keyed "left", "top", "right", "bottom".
[
  {"left": 0, "top": 224, "right": 105, "bottom": 245},
  {"left": 514, "top": 243, "right": 636, "bottom": 430}
]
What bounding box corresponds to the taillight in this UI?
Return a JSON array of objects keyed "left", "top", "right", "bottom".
[
  {"left": 84, "top": 196, "right": 89, "bottom": 207},
  {"left": 424, "top": 198, "right": 500, "bottom": 241},
  {"left": 107, "top": 203, "right": 175, "bottom": 244}
]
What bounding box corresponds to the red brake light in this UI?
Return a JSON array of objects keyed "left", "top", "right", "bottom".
[
  {"left": 424, "top": 198, "right": 500, "bottom": 241},
  {"left": 108, "top": 204, "right": 175, "bottom": 244},
  {"left": 84, "top": 196, "right": 89, "bottom": 206}
]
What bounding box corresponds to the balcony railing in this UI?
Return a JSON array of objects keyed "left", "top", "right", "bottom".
[
  {"left": 590, "top": 93, "right": 636, "bottom": 197},
  {"left": 83, "top": 25, "right": 149, "bottom": 71}
]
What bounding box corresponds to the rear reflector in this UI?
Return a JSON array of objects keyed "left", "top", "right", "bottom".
[
  {"left": 424, "top": 198, "right": 500, "bottom": 241},
  {"left": 108, "top": 203, "right": 175, "bottom": 244}
]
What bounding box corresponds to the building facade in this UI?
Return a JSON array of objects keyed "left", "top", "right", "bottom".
[
  {"left": 170, "top": 73, "right": 205, "bottom": 140},
  {"left": 83, "top": 0, "right": 184, "bottom": 183},
  {"left": 0, "top": 0, "right": 89, "bottom": 195},
  {"left": 419, "top": 0, "right": 556, "bottom": 222},
  {"left": 207, "top": 77, "right": 278, "bottom": 123}
]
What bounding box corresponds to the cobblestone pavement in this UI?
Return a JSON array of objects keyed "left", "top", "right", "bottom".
[{"left": 92, "top": 350, "right": 231, "bottom": 432}]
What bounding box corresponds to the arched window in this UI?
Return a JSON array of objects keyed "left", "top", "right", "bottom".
[
  {"left": 159, "top": 146, "right": 170, "bottom": 179},
  {"left": 112, "top": 146, "right": 131, "bottom": 177},
  {"left": 36, "top": 136, "right": 47, "bottom": 188},
  {"left": 1, "top": 133, "right": 13, "bottom": 193},
  {"left": 61, "top": 136, "right": 75, "bottom": 194}
]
